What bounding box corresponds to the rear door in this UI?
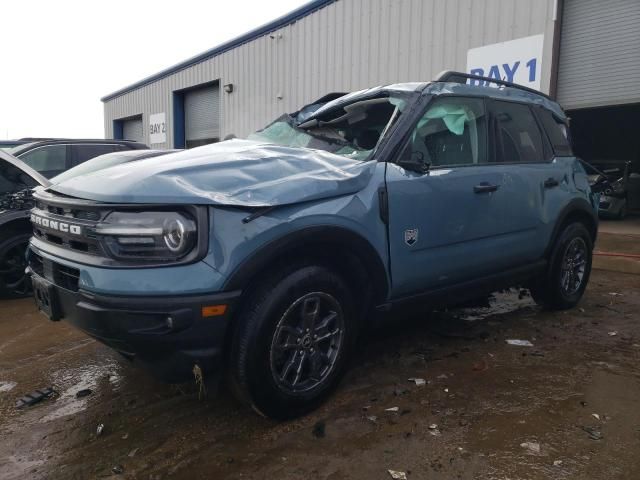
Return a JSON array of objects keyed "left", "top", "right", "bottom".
[{"left": 487, "top": 99, "right": 567, "bottom": 260}]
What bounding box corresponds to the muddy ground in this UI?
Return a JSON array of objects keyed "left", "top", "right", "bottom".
[{"left": 1, "top": 231, "right": 639, "bottom": 480}]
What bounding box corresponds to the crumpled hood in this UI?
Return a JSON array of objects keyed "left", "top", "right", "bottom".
[{"left": 52, "top": 139, "right": 376, "bottom": 207}]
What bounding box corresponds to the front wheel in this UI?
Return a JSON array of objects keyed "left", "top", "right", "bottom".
[
  {"left": 229, "top": 264, "right": 357, "bottom": 419},
  {"left": 530, "top": 222, "right": 593, "bottom": 310},
  {"left": 0, "top": 233, "right": 32, "bottom": 298}
]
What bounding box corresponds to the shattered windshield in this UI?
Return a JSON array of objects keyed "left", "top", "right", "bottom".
[{"left": 249, "top": 94, "right": 408, "bottom": 160}]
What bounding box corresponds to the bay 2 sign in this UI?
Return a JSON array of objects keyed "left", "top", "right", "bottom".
[
  {"left": 466, "top": 34, "right": 544, "bottom": 91},
  {"left": 149, "top": 112, "right": 167, "bottom": 145}
]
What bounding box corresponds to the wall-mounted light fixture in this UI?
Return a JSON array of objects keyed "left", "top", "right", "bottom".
[{"left": 223, "top": 83, "right": 234, "bottom": 94}]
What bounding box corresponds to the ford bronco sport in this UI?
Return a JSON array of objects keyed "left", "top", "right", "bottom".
[{"left": 28, "top": 72, "right": 598, "bottom": 419}]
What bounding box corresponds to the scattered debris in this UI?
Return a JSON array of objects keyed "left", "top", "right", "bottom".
[
  {"left": 192, "top": 364, "right": 206, "bottom": 399},
  {"left": 121, "top": 433, "right": 129, "bottom": 440},
  {"left": 15, "top": 387, "right": 55, "bottom": 408},
  {"left": 608, "top": 292, "right": 623, "bottom": 297},
  {"left": 387, "top": 470, "right": 407, "bottom": 480},
  {"left": 608, "top": 331, "right": 618, "bottom": 337},
  {"left": 385, "top": 407, "right": 399, "bottom": 412},
  {"left": 506, "top": 339, "right": 534, "bottom": 347},
  {"left": 0, "top": 381, "right": 17, "bottom": 393},
  {"left": 408, "top": 378, "right": 426, "bottom": 386},
  {"left": 520, "top": 441, "right": 541, "bottom": 454},
  {"left": 580, "top": 401, "right": 587, "bottom": 407},
  {"left": 581, "top": 426, "right": 603, "bottom": 440},
  {"left": 553, "top": 460, "right": 563, "bottom": 467},
  {"left": 312, "top": 420, "right": 326, "bottom": 438},
  {"left": 128, "top": 448, "right": 139, "bottom": 458},
  {"left": 592, "top": 413, "right": 601, "bottom": 421},
  {"left": 75, "top": 388, "right": 93, "bottom": 399},
  {"left": 578, "top": 308, "right": 585, "bottom": 313},
  {"left": 428, "top": 423, "right": 438, "bottom": 430},
  {"left": 112, "top": 465, "right": 124, "bottom": 475},
  {"left": 96, "top": 423, "right": 105, "bottom": 436},
  {"left": 366, "top": 415, "right": 378, "bottom": 423},
  {"left": 437, "top": 374, "right": 448, "bottom": 380},
  {"left": 444, "top": 388, "right": 449, "bottom": 393}
]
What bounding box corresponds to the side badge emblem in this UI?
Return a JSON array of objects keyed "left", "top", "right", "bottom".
[{"left": 404, "top": 229, "right": 418, "bottom": 246}]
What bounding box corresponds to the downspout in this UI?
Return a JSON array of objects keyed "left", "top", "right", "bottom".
[{"left": 548, "top": 0, "right": 564, "bottom": 100}]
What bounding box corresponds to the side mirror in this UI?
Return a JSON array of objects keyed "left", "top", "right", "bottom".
[{"left": 398, "top": 150, "right": 432, "bottom": 174}]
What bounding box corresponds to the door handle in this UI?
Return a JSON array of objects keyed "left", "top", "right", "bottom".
[
  {"left": 474, "top": 182, "right": 499, "bottom": 194},
  {"left": 544, "top": 177, "right": 559, "bottom": 188}
]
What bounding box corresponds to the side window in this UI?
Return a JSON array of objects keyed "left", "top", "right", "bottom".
[
  {"left": 536, "top": 107, "right": 572, "bottom": 156},
  {"left": 0, "top": 161, "right": 38, "bottom": 194},
  {"left": 19, "top": 145, "right": 67, "bottom": 175},
  {"left": 71, "top": 144, "right": 120, "bottom": 166},
  {"left": 490, "top": 101, "right": 545, "bottom": 164},
  {"left": 401, "top": 97, "right": 487, "bottom": 167}
]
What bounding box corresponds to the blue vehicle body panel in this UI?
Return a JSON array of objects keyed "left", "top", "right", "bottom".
[
  {"left": 51, "top": 139, "right": 377, "bottom": 208},
  {"left": 385, "top": 156, "right": 591, "bottom": 297},
  {"left": 202, "top": 163, "right": 389, "bottom": 288},
  {"left": 28, "top": 242, "right": 224, "bottom": 296}
]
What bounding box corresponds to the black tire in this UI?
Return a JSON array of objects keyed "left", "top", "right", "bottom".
[
  {"left": 530, "top": 222, "right": 593, "bottom": 310},
  {"left": 0, "top": 230, "right": 32, "bottom": 299},
  {"left": 229, "top": 264, "right": 357, "bottom": 420}
]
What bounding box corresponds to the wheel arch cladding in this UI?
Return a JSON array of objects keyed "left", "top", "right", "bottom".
[
  {"left": 547, "top": 199, "right": 598, "bottom": 257},
  {"left": 223, "top": 225, "right": 389, "bottom": 310}
]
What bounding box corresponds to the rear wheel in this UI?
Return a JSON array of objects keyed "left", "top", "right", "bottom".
[
  {"left": 229, "top": 264, "right": 357, "bottom": 419},
  {"left": 530, "top": 222, "right": 592, "bottom": 310},
  {"left": 0, "top": 232, "right": 32, "bottom": 298}
]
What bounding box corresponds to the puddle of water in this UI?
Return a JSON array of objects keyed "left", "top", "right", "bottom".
[
  {"left": 0, "top": 381, "right": 17, "bottom": 392},
  {"left": 39, "top": 360, "right": 123, "bottom": 423}
]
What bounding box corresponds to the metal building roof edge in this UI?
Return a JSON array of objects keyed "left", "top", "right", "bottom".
[{"left": 101, "top": 0, "right": 336, "bottom": 102}]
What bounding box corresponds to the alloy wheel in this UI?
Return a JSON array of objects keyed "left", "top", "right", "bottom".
[
  {"left": 560, "top": 237, "right": 587, "bottom": 296},
  {"left": 269, "top": 292, "right": 345, "bottom": 394}
]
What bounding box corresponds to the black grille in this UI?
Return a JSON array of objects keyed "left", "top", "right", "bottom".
[
  {"left": 29, "top": 252, "right": 80, "bottom": 292},
  {"left": 31, "top": 195, "right": 104, "bottom": 256},
  {"left": 36, "top": 201, "right": 102, "bottom": 221}
]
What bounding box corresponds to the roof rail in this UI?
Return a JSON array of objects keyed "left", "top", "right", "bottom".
[{"left": 435, "top": 70, "right": 552, "bottom": 100}]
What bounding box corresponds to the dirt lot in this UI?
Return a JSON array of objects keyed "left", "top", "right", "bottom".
[{"left": 1, "top": 232, "right": 639, "bottom": 480}]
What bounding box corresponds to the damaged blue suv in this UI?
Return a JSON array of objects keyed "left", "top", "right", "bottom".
[{"left": 28, "top": 72, "right": 597, "bottom": 419}]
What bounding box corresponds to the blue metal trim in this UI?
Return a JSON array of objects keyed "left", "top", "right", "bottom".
[
  {"left": 113, "top": 120, "right": 124, "bottom": 140},
  {"left": 173, "top": 92, "right": 185, "bottom": 149},
  {"left": 101, "top": 0, "right": 336, "bottom": 102}
]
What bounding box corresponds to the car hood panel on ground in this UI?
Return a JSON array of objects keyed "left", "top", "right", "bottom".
[{"left": 51, "top": 139, "right": 376, "bottom": 207}]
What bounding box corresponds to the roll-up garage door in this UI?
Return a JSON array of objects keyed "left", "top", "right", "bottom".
[
  {"left": 184, "top": 84, "right": 220, "bottom": 148},
  {"left": 556, "top": 0, "right": 640, "bottom": 110},
  {"left": 122, "top": 116, "right": 144, "bottom": 143}
]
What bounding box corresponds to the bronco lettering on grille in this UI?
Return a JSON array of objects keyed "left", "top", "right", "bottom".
[{"left": 31, "top": 214, "right": 83, "bottom": 235}]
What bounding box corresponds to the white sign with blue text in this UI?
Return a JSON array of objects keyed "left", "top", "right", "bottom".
[{"left": 466, "top": 34, "right": 544, "bottom": 91}]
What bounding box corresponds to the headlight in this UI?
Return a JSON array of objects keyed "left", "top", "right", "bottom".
[{"left": 96, "top": 211, "right": 197, "bottom": 261}]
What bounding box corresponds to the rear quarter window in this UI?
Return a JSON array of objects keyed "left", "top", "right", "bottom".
[{"left": 536, "top": 108, "right": 573, "bottom": 156}]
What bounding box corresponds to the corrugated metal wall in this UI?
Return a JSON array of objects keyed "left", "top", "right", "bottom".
[
  {"left": 556, "top": 0, "right": 640, "bottom": 110},
  {"left": 104, "top": 0, "right": 556, "bottom": 147}
]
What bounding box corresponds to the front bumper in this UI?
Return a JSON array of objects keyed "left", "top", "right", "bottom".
[{"left": 28, "top": 253, "right": 240, "bottom": 383}]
